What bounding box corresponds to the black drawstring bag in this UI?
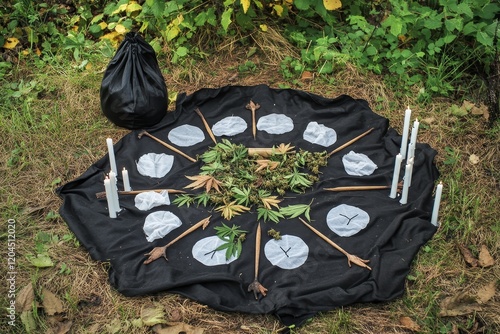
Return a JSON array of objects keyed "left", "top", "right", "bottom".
[{"left": 100, "top": 32, "right": 168, "bottom": 129}]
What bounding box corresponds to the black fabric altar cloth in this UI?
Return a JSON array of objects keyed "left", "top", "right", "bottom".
[{"left": 57, "top": 85, "right": 439, "bottom": 326}]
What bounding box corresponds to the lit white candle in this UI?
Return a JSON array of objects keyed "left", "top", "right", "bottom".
[
  {"left": 430, "top": 182, "right": 443, "bottom": 226},
  {"left": 400, "top": 107, "right": 412, "bottom": 159},
  {"left": 108, "top": 171, "right": 120, "bottom": 211},
  {"left": 122, "top": 167, "right": 131, "bottom": 191},
  {"left": 389, "top": 153, "right": 403, "bottom": 198},
  {"left": 104, "top": 177, "right": 117, "bottom": 218},
  {"left": 107, "top": 138, "right": 118, "bottom": 175},
  {"left": 399, "top": 163, "right": 411, "bottom": 204}
]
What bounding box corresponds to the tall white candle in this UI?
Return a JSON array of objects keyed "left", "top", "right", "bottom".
[
  {"left": 104, "top": 178, "right": 117, "bottom": 218},
  {"left": 107, "top": 138, "right": 118, "bottom": 175},
  {"left": 389, "top": 153, "right": 403, "bottom": 198},
  {"left": 430, "top": 182, "right": 443, "bottom": 226},
  {"left": 108, "top": 171, "right": 120, "bottom": 211},
  {"left": 122, "top": 167, "right": 131, "bottom": 191},
  {"left": 399, "top": 163, "right": 411, "bottom": 204},
  {"left": 400, "top": 107, "right": 412, "bottom": 159}
]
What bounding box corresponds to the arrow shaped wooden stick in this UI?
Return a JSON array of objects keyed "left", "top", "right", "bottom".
[
  {"left": 144, "top": 216, "right": 211, "bottom": 264},
  {"left": 246, "top": 100, "right": 260, "bottom": 140},
  {"left": 328, "top": 127, "right": 374, "bottom": 157},
  {"left": 248, "top": 223, "right": 268, "bottom": 299},
  {"left": 324, "top": 182, "right": 402, "bottom": 193},
  {"left": 324, "top": 185, "right": 390, "bottom": 192},
  {"left": 194, "top": 107, "right": 217, "bottom": 144},
  {"left": 298, "top": 217, "right": 371, "bottom": 270},
  {"left": 96, "top": 189, "right": 185, "bottom": 199},
  {"left": 138, "top": 130, "right": 197, "bottom": 162}
]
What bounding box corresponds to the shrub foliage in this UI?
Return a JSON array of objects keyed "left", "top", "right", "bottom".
[{"left": 0, "top": 0, "right": 499, "bottom": 122}]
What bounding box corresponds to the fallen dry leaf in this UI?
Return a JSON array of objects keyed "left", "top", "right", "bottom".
[
  {"left": 478, "top": 244, "right": 495, "bottom": 267},
  {"left": 41, "top": 288, "right": 64, "bottom": 316},
  {"left": 471, "top": 103, "right": 489, "bottom": 119},
  {"left": 105, "top": 317, "right": 124, "bottom": 334},
  {"left": 168, "top": 309, "right": 182, "bottom": 322},
  {"left": 461, "top": 100, "right": 474, "bottom": 112},
  {"left": 477, "top": 281, "right": 496, "bottom": 304},
  {"left": 469, "top": 154, "right": 480, "bottom": 165},
  {"left": 457, "top": 244, "right": 478, "bottom": 267},
  {"left": 301, "top": 71, "right": 314, "bottom": 81},
  {"left": 16, "top": 283, "right": 35, "bottom": 312},
  {"left": 46, "top": 317, "right": 73, "bottom": 334},
  {"left": 421, "top": 117, "right": 435, "bottom": 125},
  {"left": 399, "top": 316, "right": 421, "bottom": 332},
  {"left": 152, "top": 322, "right": 205, "bottom": 334},
  {"left": 439, "top": 292, "right": 483, "bottom": 317}
]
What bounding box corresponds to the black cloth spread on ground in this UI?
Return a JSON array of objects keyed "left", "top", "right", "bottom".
[{"left": 57, "top": 85, "right": 439, "bottom": 327}]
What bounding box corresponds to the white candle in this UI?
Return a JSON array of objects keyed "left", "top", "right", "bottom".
[
  {"left": 407, "top": 157, "right": 414, "bottom": 187},
  {"left": 104, "top": 178, "right": 117, "bottom": 218},
  {"left": 399, "top": 163, "right": 411, "bottom": 204},
  {"left": 400, "top": 107, "right": 412, "bottom": 159},
  {"left": 107, "top": 138, "right": 118, "bottom": 175},
  {"left": 407, "top": 141, "right": 416, "bottom": 161},
  {"left": 122, "top": 167, "right": 131, "bottom": 191},
  {"left": 389, "top": 153, "right": 403, "bottom": 198},
  {"left": 430, "top": 182, "right": 443, "bottom": 226},
  {"left": 410, "top": 119, "right": 420, "bottom": 146},
  {"left": 108, "top": 171, "right": 120, "bottom": 211}
]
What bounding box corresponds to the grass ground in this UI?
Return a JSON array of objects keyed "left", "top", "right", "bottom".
[{"left": 0, "top": 40, "right": 499, "bottom": 333}]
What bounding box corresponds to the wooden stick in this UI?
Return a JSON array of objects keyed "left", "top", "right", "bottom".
[
  {"left": 165, "top": 216, "right": 211, "bottom": 248},
  {"left": 324, "top": 185, "right": 390, "bottom": 192},
  {"left": 144, "top": 216, "right": 211, "bottom": 264},
  {"left": 328, "top": 127, "right": 374, "bottom": 157},
  {"left": 96, "top": 189, "right": 186, "bottom": 199},
  {"left": 248, "top": 147, "right": 274, "bottom": 157},
  {"left": 194, "top": 107, "right": 217, "bottom": 144},
  {"left": 298, "top": 217, "right": 371, "bottom": 270},
  {"left": 246, "top": 100, "right": 260, "bottom": 140},
  {"left": 254, "top": 223, "right": 261, "bottom": 279},
  {"left": 248, "top": 222, "right": 267, "bottom": 299},
  {"left": 138, "top": 130, "right": 197, "bottom": 163}
]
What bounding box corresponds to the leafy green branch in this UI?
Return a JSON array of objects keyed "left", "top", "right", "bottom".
[{"left": 214, "top": 223, "right": 247, "bottom": 260}]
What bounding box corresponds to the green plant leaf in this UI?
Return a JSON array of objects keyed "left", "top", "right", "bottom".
[
  {"left": 221, "top": 8, "right": 233, "bottom": 32},
  {"left": 280, "top": 204, "right": 311, "bottom": 221},
  {"left": 27, "top": 253, "right": 54, "bottom": 268}
]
